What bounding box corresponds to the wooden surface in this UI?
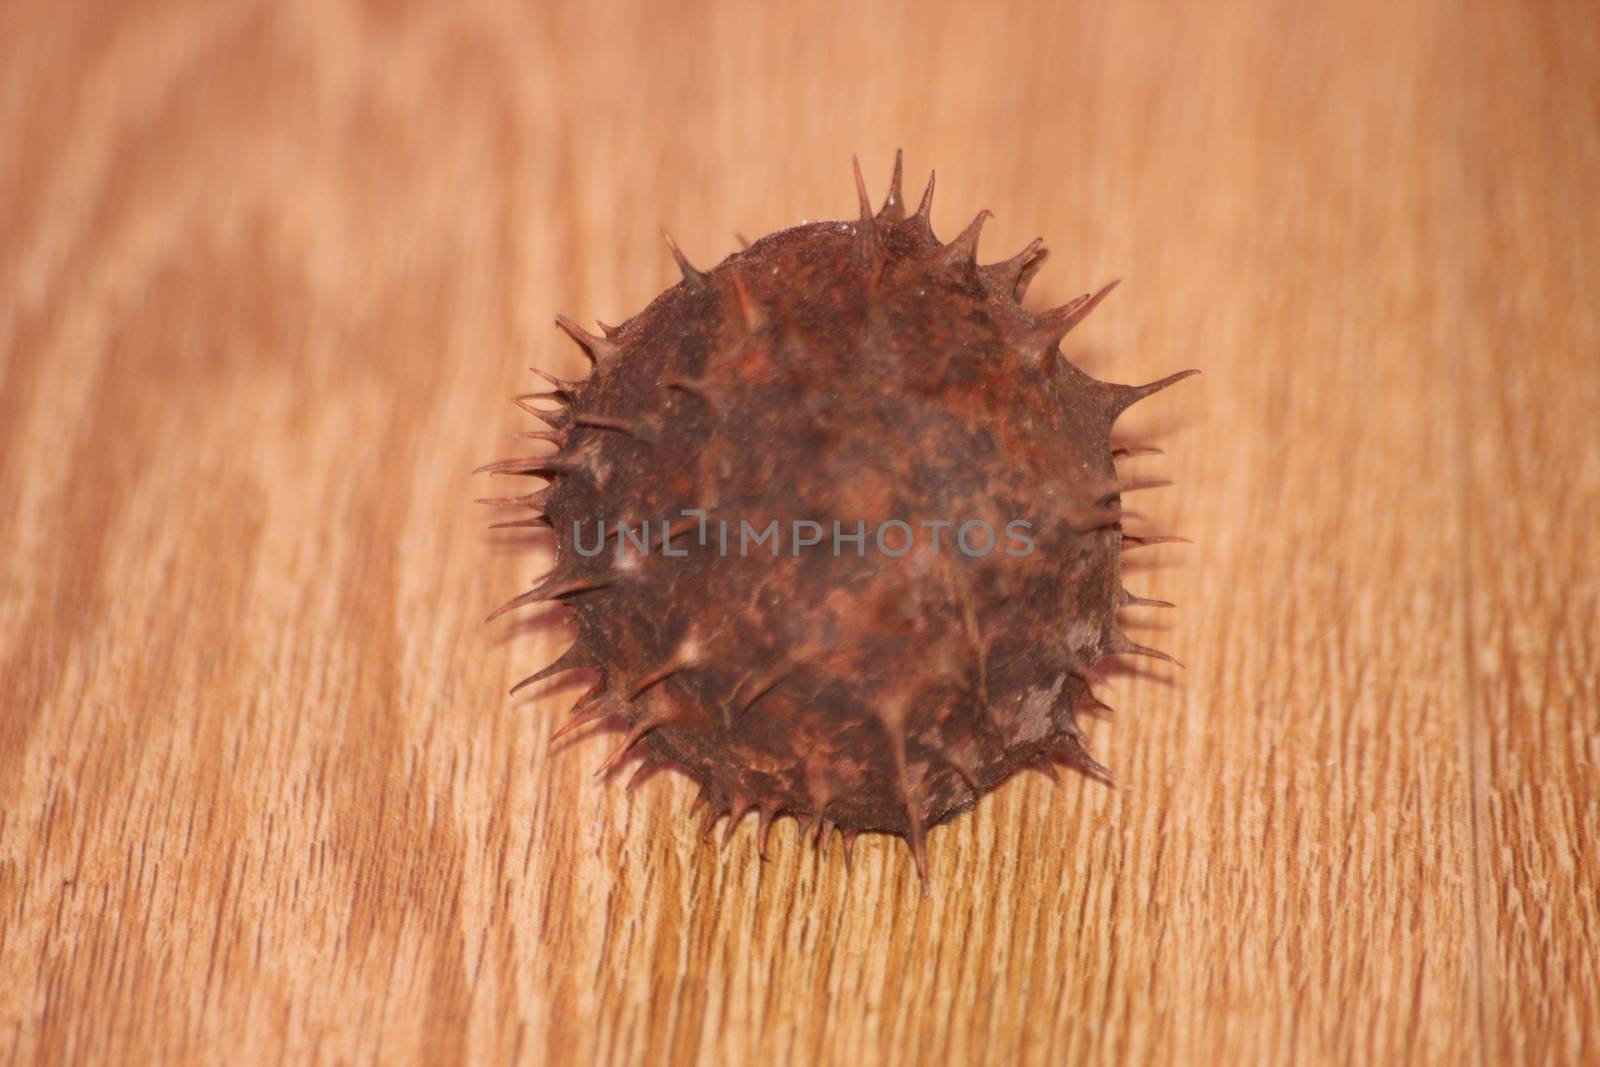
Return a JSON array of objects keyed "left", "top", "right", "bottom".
[{"left": 2, "top": 1, "right": 1596, "bottom": 1064}]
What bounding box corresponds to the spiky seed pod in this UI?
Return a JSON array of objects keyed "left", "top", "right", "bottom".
[{"left": 481, "top": 153, "right": 1196, "bottom": 888}]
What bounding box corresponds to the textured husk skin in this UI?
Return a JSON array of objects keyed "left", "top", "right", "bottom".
[{"left": 485, "top": 164, "right": 1192, "bottom": 876}]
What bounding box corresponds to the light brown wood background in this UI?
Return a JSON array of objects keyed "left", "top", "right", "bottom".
[{"left": 2, "top": 1, "right": 1596, "bottom": 1064}]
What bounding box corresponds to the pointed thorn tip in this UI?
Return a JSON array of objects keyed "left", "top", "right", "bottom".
[
  {"left": 851, "top": 155, "right": 872, "bottom": 221},
  {"left": 914, "top": 170, "right": 936, "bottom": 226},
  {"left": 661, "top": 228, "right": 706, "bottom": 287},
  {"left": 879, "top": 148, "right": 906, "bottom": 219},
  {"left": 1109, "top": 368, "right": 1202, "bottom": 415}
]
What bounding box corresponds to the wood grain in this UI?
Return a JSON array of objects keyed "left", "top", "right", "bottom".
[{"left": 1, "top": 1, "right": 1595, "bottom": 1064}]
